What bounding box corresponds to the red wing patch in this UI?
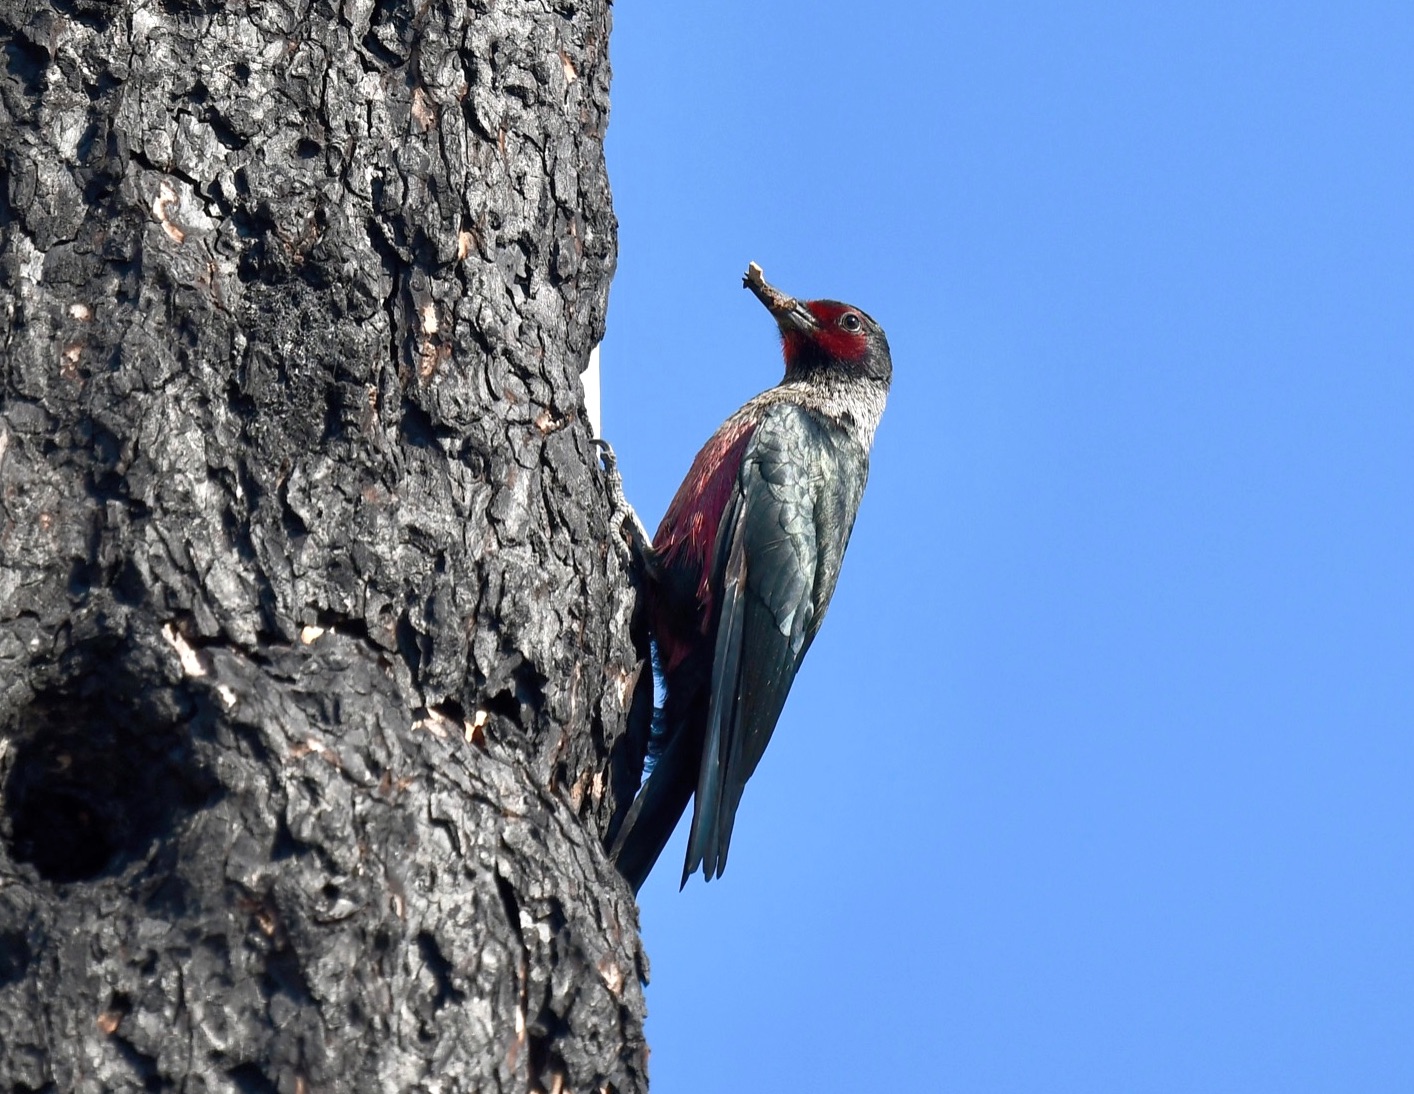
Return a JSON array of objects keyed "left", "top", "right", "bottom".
[{"left": 652, "top": 416, "right": 757, "bottom": 672}]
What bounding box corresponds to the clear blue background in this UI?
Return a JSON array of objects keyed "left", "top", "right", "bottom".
[{"left": 599, "top": 3, "right": 1414, "bottom": 1090}]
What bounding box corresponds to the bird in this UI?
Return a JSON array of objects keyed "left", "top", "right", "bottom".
[{"left": 608, "top": 263, "right": 892, "bottom": 893}]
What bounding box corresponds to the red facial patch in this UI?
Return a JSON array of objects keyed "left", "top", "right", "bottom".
[{"left": 782, "top": 300, "right": 870, "bottom": 368}]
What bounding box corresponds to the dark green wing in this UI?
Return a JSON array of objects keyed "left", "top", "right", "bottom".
[{"left": 683, "top": 403, "right": 867, "bottom": 883}]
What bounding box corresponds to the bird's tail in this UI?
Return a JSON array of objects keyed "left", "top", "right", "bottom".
[{"left": 610, "top": 714, "right": 701, "bottom": 894}]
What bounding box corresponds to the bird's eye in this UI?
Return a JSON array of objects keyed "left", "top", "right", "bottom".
[{"left": 839, "top": 313, "right": 862, "bottom": 332}]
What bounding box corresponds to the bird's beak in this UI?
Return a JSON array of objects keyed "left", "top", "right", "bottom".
[
  {"left": 773, "top": 300, "right": 818, "bottom": 334},
  {"left": 743, "top": 262, "right": 817, "bottom": 332}
]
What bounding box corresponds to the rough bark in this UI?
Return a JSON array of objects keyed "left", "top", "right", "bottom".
[{"left": 0, "top": 0, "right": 649, "bottom": 1090}]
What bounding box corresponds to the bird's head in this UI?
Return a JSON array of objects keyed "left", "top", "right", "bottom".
[{"left": 743, "top": 263, "right": 892, "bottom": 387}]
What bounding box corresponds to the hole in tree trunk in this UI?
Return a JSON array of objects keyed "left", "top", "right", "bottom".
[{"left": 2, "top": 646, "right": 219, "bottom": 884}]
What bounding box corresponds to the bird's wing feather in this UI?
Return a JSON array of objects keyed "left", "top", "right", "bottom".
[{"left": 683, "top": 405, "right": 862, "bottom": 883}]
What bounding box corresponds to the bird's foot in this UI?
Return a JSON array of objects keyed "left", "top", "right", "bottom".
[{"left": 594, "top": 438, "right": 655, "bottom": 574}]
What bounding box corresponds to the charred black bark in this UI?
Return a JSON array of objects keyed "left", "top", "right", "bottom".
[{"left": 0, "top": 0, "right": 649, "bottom": 1089}]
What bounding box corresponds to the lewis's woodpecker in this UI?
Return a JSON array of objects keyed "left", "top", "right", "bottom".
[{"left": 609, "top": 263, "right": 892, "bottom": 893}]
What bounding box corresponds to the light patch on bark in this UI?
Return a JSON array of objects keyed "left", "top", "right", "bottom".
[{"left": 161, "top": 622, "right": 208, "bottom": 677}]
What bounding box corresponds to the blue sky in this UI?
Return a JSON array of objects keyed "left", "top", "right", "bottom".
[{"left": 599, "top": 3, "right": 1414, "bottom": 1090}]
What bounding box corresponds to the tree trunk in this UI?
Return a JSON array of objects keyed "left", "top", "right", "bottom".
[{"left": 0, "top": 0, "right": 650, "bottom": 1089}]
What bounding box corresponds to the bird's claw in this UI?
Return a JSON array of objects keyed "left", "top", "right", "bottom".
[{"left": 594, "top": 438, "right": 654, "bottom": 573}]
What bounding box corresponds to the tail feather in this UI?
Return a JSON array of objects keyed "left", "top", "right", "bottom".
[{"left": 610, "top": 719, "right": 700, "bottom": 894}]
